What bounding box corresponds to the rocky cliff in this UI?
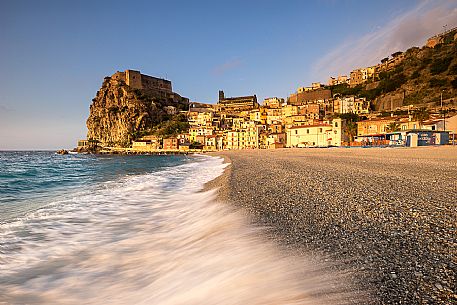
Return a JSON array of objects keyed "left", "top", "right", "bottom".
[{"left": 86, "top": 74, "right": 188, "bottom": 147}]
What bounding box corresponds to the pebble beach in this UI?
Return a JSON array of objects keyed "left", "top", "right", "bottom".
[{"left": 211, "top": 146, "right": 457, "bottom": 304}]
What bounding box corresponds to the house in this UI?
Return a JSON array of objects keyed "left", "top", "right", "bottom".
[
  {"left": 163, "top": 138, "right": 178, "bottom": 150},
  {"left": 177, "top": 133, "right": 190, "bottom": 144},
  {"left": 286, "top": 118, "right": 345, "bottom": 147},
  {"left": 357, "top": 118, "right": 396, "bottom": 136},
  {"left": 179, "top": 143, "right": 191, "bottom": 152},
  {"left": 132, "top": 140, "right": 159, "bottom": 151},
  {"left": 263, "top": 97, "right": 283, "bottom": 108},
  {"left": 334, "top": 96, "right": 370, "bottom": 114},
  {"left": 287, "top": 124, "right": 333, "bottom": 147},
  {"left": 204, "top": 135, "right": 218, "bottom": 151},
  {"left": 266, "top": 133, "right": 286, "bottom": 149}
]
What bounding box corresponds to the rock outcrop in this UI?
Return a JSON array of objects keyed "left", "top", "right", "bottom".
[{"left": 86, "top": 71, "right": 188, "bottom": 147}]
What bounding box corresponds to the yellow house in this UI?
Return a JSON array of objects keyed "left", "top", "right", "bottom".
[
  {"left": 249, "top": 107, "right": 267, "bottom": 124},
  {"left": 189, "top": 127, "right": 214, "bottom": 142},
  {"left": 131, "top": 140, "right": 159, "bottom": 151},
  {"left": 204, "top": 135, "right": 218, "bottom": 151},
  {"left": 262, "top": 97, "right": 284, "bottom": 108},
  {"left": 287, "top": 124, "right": 333, "bottom": 147},
  {"left": 282, "top": 105, "right": 299, "bottom": 117},
  {"left": 224, "top": 125, "right": 261, "bottom": 150},
  {"left": 357, "top": 118, "right": 396, "bottom": 136},
  {"left": 286, "top": 118, "right": 345, "bottom": 147}
]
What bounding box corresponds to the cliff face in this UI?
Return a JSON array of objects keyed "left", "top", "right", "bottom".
[{"left": 86, "top": 75, "right": 188, "bottom": 147}]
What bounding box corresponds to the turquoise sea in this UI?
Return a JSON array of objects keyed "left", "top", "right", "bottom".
[{"left": 0, "top": 152, "right": 344, "bottom": 304}]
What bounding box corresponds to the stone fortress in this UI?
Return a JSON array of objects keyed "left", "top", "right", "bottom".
[
  {"left": 217, "top": 90, "right": 259, "bottom": 112},
  {"left": 111, "top": 70, "right": 174, "bottom": 99}
]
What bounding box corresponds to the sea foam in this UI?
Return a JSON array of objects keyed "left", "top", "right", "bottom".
[{"left": 0, "top": 155, "right": 356, "bottom": 304}]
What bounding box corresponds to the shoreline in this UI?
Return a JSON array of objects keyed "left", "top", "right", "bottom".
[{"left": 207, "top": 146, "right": 457, "bottom": 304}]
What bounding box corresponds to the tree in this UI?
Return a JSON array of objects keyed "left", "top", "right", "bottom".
[
  {"left": 451, "top": 78, "right": 457, "bottom": 89},
  {"left": 386, "top": 121, "right": 401, "bottom": 133},
  {"left": 430, "top": 57, "right": 452, "bottom": 75},
  {"left": 413, "top": 107, "right": 430, "bottom": 129},
  {"left": 429, "top": 77, "right": 447, "bottom": 87},
  {"left": 344, "top": 121, "right": 358, "bottom": 142},
  {"left": 449, "top": 64, "right": 457, "bottom": 76},
  {"left": 411, "top": 70, "right": 420, "bottom": 79},
  {"left": 339, "top": 112, "right": 360, "bottom": 123}
]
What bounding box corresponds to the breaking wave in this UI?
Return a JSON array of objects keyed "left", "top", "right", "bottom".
[{"left": 0, "top": 155, "right": 357, "bottom": 304}]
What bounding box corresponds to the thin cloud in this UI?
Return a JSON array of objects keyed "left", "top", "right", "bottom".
[
  {"left": 0, "top": 104, "right": 14, "bottom": 114},
  {"left": 212, "top": 57, "right": 242, "bottom": 76},
  {"left": 312, "top": 0, "right": 457, "bottom": 82}
]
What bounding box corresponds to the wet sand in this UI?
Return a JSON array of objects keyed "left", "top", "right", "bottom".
[{"left": 210, "top": 146, "right": 457, "bottom": 304}]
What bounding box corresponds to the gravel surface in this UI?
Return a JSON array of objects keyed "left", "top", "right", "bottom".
[{"left": 212, "top": 147, "right": 457, "bottom": 305}]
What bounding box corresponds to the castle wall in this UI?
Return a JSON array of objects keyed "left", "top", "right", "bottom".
[
  {"left": 111, "top": 71, "right": 126, "bottom": 82},
  {"left": 288, "top": 89, "right": 331, "bottom": 105},
  {"left": 126, "top": 70, "right": 143, "bottom": 89},
  {"left": 141, "top": 75, "right": 172, "bottom": 92}
]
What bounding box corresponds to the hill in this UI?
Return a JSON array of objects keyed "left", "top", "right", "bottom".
[
  {"left": 86, "top": 71, "right": 189, "bottom": 147},
  {"left": 327, "top": 28, "right": 457, "bottom": 111}
]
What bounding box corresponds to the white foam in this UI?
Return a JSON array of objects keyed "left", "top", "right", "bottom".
[{"left": 0, "top": 155, "right": 357, "bottom": 304}]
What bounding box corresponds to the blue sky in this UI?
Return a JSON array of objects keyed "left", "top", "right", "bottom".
[{"left": 1, "top": 0, "right": 456, "bottom": 149}]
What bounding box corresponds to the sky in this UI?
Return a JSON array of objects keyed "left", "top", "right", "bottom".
[{"left": 1, "top": 0, "right": 456, "bottom": 150}]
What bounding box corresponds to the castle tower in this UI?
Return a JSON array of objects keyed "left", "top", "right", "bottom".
[
  {"left": 125, "top": 70, "right": 143, "bottom": 89},
  {"left": 219, "top": 90, "right": 225, "bottom": 102}
]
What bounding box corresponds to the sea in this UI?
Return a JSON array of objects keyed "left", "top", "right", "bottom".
[{"left": 0, "top": 151, "right": 350, "bottom": 305}]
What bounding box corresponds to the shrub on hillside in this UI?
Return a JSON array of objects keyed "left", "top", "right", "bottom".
[
  {"left": 429, "top": 78, "right": 447, "bottom": 87},
  {"left": 451, "top": 78, "right": 457, "bottom": 89},
  {"left": 411, "top": 70, "right": 420, "bottom": 79},
  {"left": 330, "top": 84, "right": 362, "bottom": 96},
  {"left": 430, "top": 56, "right": 453, "bottom": 75},
  {"left": 381, "top": 73, "right": 407, "bottom": 93},
  {"left": 449, "top": 64, "right": 457, "bottom": 76}
]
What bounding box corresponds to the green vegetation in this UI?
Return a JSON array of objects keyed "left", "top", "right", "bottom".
[
  {"left": 328, "top": 84, "right": 361, "bottom": 96},
  {"left": 429, "top": 78, "right": 447, "bottom": 87},
  {"left": 386, "top": 121, "right": 401, "bottom": 132},
  {"left": 449, "top": 64, "right": 457, "bottom": 75},
  {"left": 328, "top": 31, "right": 457, "bottom": 107},
  {"left": 430, "top": 56, "right": 453, "bottom": 75},
  {"left": 344, "top": 121, "right": 358, "bottom": 142},
  {"left": 413, "top": 107, "right": 430, "bottom": 128},
  {"left": 451, "top": 78, "right": 457, "bottom": 89},
  {"left": 152, "top": 113, "right": 190, "bottom": 137},
  {"left": 410, "top": 70, "right": 420, "bottom": 79},
  {"left": 338, "top": 112, "right": 360, "bottom": 122}
]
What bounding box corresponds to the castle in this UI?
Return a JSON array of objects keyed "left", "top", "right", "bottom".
[
  {"left": 217, "top": 90, "right": 259, "bottom": 111},
  {"left": 111, "top": 70, "right": 173, "bottom": 98}
]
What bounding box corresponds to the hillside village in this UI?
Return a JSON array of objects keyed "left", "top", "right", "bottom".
[{"left": 79, "top": 28, "right": 457, "bottom": 153}]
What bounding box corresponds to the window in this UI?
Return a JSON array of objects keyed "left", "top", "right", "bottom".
[
  {"left": 307, "top": 129, "right": 309, "bottom": 134},
  {"left": 319, "top": 128, "right": 323, "bottom": 133},
  {"left": 335, "top": 122, "right": 338, "bottom": 127},
  {"left": 295, "top": 130, "right": 298, "bottom": 135}
]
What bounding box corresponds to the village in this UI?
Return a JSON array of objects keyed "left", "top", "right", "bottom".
[
  {"left": 77, "top": 28, "right": 457, "bottom": 154},
  {"left": 78, "top": 86, "right": 456, "bottom": 153}
]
